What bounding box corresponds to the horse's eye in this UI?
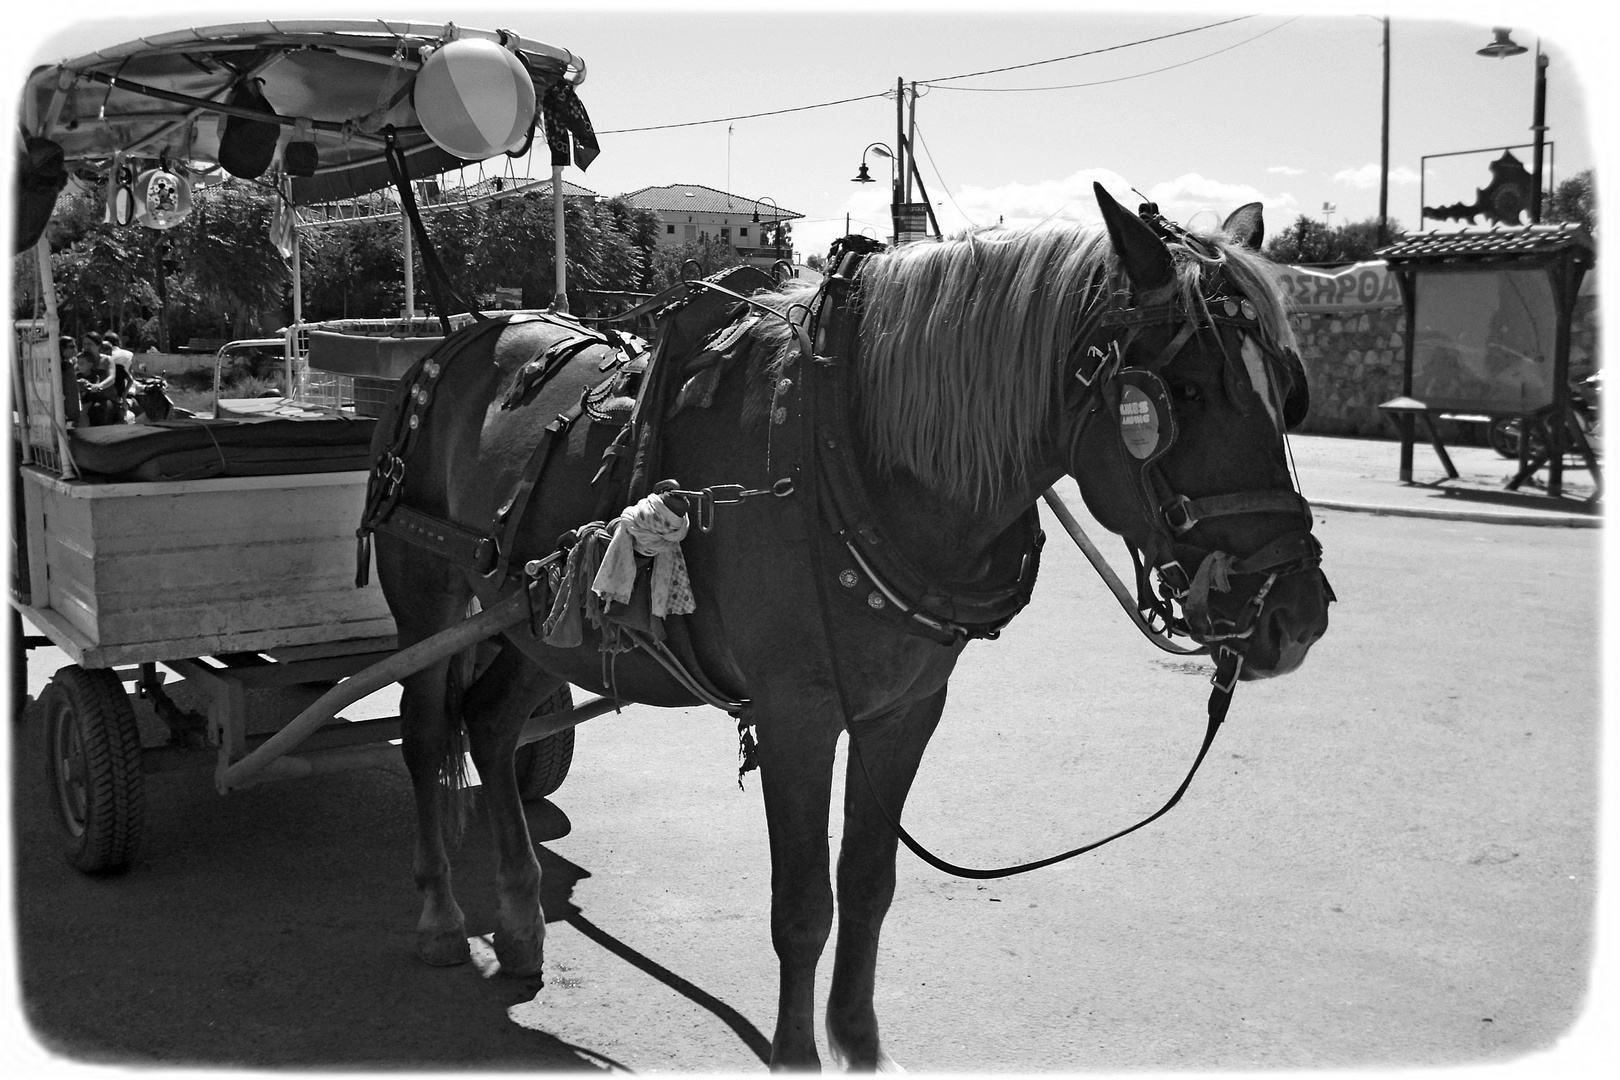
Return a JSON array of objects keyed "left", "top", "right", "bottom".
[{"left": 1169, "top": 382, "right": 1201, "bottom": 403}]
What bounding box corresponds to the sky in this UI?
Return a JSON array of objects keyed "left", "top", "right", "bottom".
[
  {"left": 8, "top": 0, "right": 1613, "bottom": 265},
  {"left": 4, "top": 5, "right": 1616, "bottom": 1074}
]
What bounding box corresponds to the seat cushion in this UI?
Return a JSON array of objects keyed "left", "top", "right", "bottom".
[{"left": 68, "top": 412, "right": 376, "bottom": 482}]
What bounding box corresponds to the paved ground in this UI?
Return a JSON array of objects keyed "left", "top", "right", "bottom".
[
  {"left": 5, "top": 433, "right": 1609, "bottom": 1074},
  {"left": 1285, "top": 431, "right": 1601, "bottom": 527}
]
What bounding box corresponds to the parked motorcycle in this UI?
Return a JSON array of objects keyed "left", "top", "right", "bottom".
[
  {"left": 1487, "top": 372, "right": 1602, "bottom": 460},
  {"left": 77, "top": 373, "right": 183, "bottom": 426}
]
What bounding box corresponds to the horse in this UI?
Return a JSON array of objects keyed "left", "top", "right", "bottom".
[{"left": 371, "top": 183, "right": 1333, "bottom": 1070}]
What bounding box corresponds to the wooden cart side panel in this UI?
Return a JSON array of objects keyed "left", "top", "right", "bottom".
[
  {"left": 38, "top": 486, "right": 100, "bottom": 643},
  {"left": 19, "top": 467, "right": 395, "bottom": 663}
]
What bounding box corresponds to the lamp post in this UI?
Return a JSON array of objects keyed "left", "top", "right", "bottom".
[
  {"left": 852, "top": 142, "right": 900, "bottom": 245},
  {"left": 1477, "top": 27, "right": 1547, "bottom": 223},
  {"left": 752, "top": 196, "right": 781, "bottom": 259}
]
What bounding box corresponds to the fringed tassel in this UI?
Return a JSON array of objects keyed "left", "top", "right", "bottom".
[{"left": 735, "top": 711, "right": 759, "bottom": 788}]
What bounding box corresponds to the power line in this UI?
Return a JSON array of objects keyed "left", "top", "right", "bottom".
[
  {"left": 596, "top": 90, "right": 890, "bottom": 134},
  {"left": 592, "top": 16, "right": 1258, "bottom": 134},
  {"left": 926, "top": 16, "right": 1297, "bottom": 92},
  {"left": 912, "top": 122, "right": 979, "bottom": 231},
  {"left": 919, "top": 14, "right": 1256, "bottom": 85}
]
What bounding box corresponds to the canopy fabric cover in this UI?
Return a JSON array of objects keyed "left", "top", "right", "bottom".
[{"left": 18, "top": 20, "right": 584, "bottom": 206}]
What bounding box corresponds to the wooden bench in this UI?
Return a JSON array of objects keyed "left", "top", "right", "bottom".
[
  {"left": 1377, "top": 396, "right": 1459, "bottom": 481},
  {"left": 179, "top": 337, "right": 230, "bottom": 354}
]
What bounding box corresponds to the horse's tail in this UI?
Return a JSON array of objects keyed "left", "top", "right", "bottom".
[{"left": 437, "top": 649, "right": 476, "bottom": 846}]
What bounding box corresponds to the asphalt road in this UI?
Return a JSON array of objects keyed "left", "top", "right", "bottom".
[{"left": 6, "top": 492, "right": 1606, "bottom": 1074}]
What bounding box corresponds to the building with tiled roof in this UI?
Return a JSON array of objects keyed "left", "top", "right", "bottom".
[{"left": 619, "top": 183, "right": 803, "bottom": 266}]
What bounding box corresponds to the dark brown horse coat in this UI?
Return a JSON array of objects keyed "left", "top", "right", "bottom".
[{"left": 372, "top": 189, "right": 1331, "bottom": 1069}]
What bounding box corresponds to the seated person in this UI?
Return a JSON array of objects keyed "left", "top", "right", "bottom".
[{"left": 58, "top": 334, "right": 81, "bottom": 425}]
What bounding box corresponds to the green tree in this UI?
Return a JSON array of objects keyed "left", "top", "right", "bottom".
[
  {"left": 428, "top": 193, "right": 658, "bottom": 312},
  {"left": 1543, "top": 169, "right": 1596, "bottom": 234},
  {"left": 1263, "top": 215, "right": 1402, "bottom": 264},
  {"left": 168, "top": 182, "right": 291, "bottom": 339},
  {"left": 296, "top": 217, "right": 406, "bottom": 322},
  {"left": 647, "top": 234, "right": 745, "bottom": 290}
]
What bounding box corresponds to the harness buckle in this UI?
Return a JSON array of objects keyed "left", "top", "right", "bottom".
[
  {"left": 693, "top": 490, "right": 717, "bottom": 532},
  {"left": 1163, "top": 495, "right": 1200, "bottom": 535},
  {"left": 1210, "top": 648, "right": 1244, "bottom": 693}
]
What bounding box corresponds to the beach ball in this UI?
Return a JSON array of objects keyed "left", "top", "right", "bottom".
[
  {"left": 132, "top": 167, "right": 193, "bottom": 230},
  {"left": 414, "top": 39, "right": 536, "bottom": 160}
]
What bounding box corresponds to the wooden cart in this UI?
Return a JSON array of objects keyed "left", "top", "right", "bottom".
[{"left": 11, "top": 20, "right": 610, "bottom": 873}]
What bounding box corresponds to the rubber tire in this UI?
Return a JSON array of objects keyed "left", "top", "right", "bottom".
[
  {"left": 1487, "top": 417, "right": 1521, "bottom": 459},
  {"left": 41, "top": 666, "right": 145, "bottom": 873},
  {"left": 514, "top": 685, "right": 575, "bottom": 802}
]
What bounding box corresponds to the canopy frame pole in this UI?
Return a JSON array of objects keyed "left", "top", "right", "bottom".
[{"left": 551, "top": 165, "right": 568, "bottom": 311}]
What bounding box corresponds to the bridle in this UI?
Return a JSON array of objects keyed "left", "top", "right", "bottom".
[{"left": 1062, "top": 250, "right": 1327, "bottom": 677}]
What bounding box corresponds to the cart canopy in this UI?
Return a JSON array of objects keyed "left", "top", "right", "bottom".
[{"left": 18, "top": 20, "right": 587, "bottom": 207}]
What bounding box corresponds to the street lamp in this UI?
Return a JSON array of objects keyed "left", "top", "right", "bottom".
[
  {"left": 852, "top": 142, "right": 900, "bottom": 244},
  {"left": 1477, "top": 27, "right": 1547, "bottom": 223},
  {"left": 753, "top": 196, "right": 782, "bottom": 258},
  {"left": 851, "top": 142, "right": 895, "bottom": 185}
]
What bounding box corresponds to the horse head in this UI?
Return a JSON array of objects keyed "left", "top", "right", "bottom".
[{"left": 1069, "top": 183, "right": 1332, "bottom": 680}]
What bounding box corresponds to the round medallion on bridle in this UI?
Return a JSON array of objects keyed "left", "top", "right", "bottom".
[{"left": 1118, "top": 384, "right": 1163, "bottom": 460}]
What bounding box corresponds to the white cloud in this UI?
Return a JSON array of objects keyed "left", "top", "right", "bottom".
[
  {"left": 1268, "top": 165, "right": 1306, "bottom": 176},
  {"left": 1334, "top": 163, "right": 1422, "bottom": 189},
  {"left": 793, "top": 168, "right": 1305, "bottom": 262},
  {"left": 1136, "top": 174, "right": 1298, "bottom": 231}
]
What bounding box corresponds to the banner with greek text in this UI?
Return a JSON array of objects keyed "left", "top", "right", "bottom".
[{"left": 1275, "top": 261, "right": 1403, "bottom": 311}]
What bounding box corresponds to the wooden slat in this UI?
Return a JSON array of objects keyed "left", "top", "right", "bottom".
[{"left": 22, "top": 467, "right": 397, "bottom": 662}]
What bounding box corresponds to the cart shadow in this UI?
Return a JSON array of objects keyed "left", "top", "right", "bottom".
[{"left": 11, "top": 711, "right": 767, "bottom": 1069}]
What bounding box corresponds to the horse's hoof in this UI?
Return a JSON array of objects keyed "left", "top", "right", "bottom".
[
  {"left": 493, "top": 929, "right": 545, "bottom": 978},
  {"left": 417, "top": 929, "right": 472, "bottom": 967},
  {"left": 827, "top": 1029, "right": 904, "bottom": 1073}
]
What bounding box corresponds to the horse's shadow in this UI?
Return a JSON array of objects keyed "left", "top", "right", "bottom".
[{"left": 499, "top": 799, "right": 773, "bottom": 1067}]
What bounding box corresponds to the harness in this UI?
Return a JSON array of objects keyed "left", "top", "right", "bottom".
[
  {"left": 804, "top": 229, "right": 1328, "bottom": 879},
  {"left": 355, "top": 311, "right": 641, "bottom": 588},
  {"left": 796, "top": 238, "right": 1044, "bottom": 645},
  {"left": 1062, "top": 228, "right": 1327, "bottom": 662}
]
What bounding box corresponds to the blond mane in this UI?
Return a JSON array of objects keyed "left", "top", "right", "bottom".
[{"left": 756, "top": 220, "right": 1297, "bottom": 508}]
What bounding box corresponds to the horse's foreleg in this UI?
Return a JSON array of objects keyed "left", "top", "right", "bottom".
[
  {"left": 399, "top": 654, "right": 473, "bottom": 967},
  {"left": 826, "top": 688, "right": 948, "bottom": 1071},
  {"left": 757, "top": 699, "right": 843, "bottom": 1070},
  {"left": 459, "top": 639, "right": 562, "bottom": 978}
]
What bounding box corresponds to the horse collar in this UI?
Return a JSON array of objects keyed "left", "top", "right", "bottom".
[{"left": 795, "top": 247, "right": 1044, "bottom": 646}]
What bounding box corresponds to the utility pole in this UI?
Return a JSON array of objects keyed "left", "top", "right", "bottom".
[
  {"left": 1378, "top": 16, "right": 1390, "bottom": 246},
  {"left": 893, "top": 76, "right": 906, "bottom": 245},
  {"left": 1530, "top": 43, "right": 1547, "bottom": 223}
]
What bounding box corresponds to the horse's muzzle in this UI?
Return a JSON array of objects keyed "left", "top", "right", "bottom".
[{"left": 1234, "top": 567, "right": 1332, "bottom": 680}]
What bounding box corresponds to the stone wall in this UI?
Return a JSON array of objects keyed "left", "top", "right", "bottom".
[{"left": 1290, "top": 293, "right": 1601, "bottom": 440}]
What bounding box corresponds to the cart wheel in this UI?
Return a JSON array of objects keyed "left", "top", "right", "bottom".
[
  {"left": 41, "top": 666, "right": 145, "bottom": 873},
  {"left": 514, "top": 685, "right": 575, "bottom": 802}
]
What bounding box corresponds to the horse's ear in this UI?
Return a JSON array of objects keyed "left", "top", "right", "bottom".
[
  {"left": 1094, "top": 182, "right": 1175, "bottom": 301},
  {"left": 1223, "top": 202, "right": 1265, "bottom": 250}
]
